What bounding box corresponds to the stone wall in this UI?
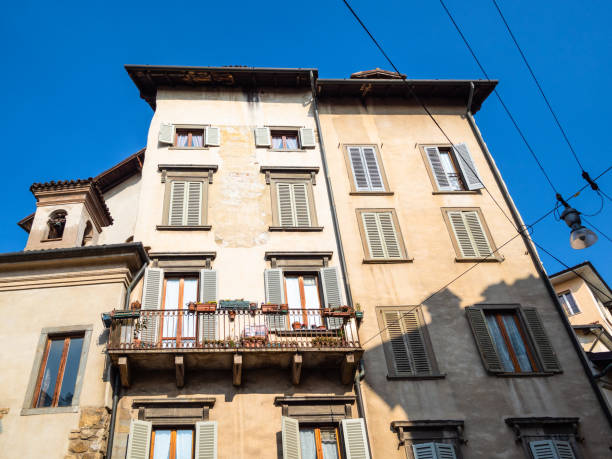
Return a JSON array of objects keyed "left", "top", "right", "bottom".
[{"left": 65, "top": 407, "right": 110, "bottom": 459}]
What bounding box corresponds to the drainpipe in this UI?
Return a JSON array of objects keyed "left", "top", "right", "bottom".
[
  {"left": 465, "top": 101, "right": 612, "bottom": 428},
  {"left": 107, "top": 260, "right": 149, "bottom": 458},
  {"left": 309, "top": 71, "right": 372, "bottom": 457}
]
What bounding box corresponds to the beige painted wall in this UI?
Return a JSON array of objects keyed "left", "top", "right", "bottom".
[
  {"left": 98, "top": 173, "right": 142, "bottom": 246},
  {"left": 318, "top": 99, "right": 611, "bottom": 458},
  {"left": 0, "top": 275, "right": 127, "bottom": 458}
]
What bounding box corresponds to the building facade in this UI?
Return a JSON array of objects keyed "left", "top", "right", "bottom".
[{"left": 0, "top": 65, "right": 610, "bottom": 459}]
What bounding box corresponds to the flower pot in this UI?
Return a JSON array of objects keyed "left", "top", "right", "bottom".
[
  {"left": 279, "top": 304, "right": 289, "bottom": 311},
  {"left": 132, "top": 338, "right": 141, "bottom": 347},
  {"left": 197, "top": 303, "right": 216, "bottom": 313},
  {"left": 228, "top": 310, "right": 236, "bottom": 320},
  {"left": 130, "top": 301, "right": 141, "bottom": 311},
  {"left": 292, "top": 322, "right": 302, "bottom": 331},
  {"left": 262, "top": 304, "right": 280, "bottom": 313},
  {"left": 188, "top": 302, "right": 197, "bottom": 313}
]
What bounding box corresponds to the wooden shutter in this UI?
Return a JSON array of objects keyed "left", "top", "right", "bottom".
[
  {"left": 141, "top": 268, "right": 163, "bottom": 345},
  {"left": 169, "top": 181, "right": 186, "bottom": 226},
  {"left": 361, "top": 147, "right": 384, "bottom": 191},
  {"left": 412, "top": 443, "right": 436, "bottom": 459},
  {"left": 292, "top": 183, "right": 311, "bottom": 227},
  {"left": 199, "top": 313, "right": 218, "bottom": 342},
  {"left": 255, "top": 127, "right": 271, "bottom": 147},
  {"left": 362, "top": 212, "right": 385, "bottom": 258},
  {"left": 321, "top": 267, "right": 342, "bottom": 307},
  {"left": 341, "top": 418, "right": 370, "bottom": 459},
  {"left": 205, "top": 126, "right": 220, "bottom": 146},
  {"left": 378, "top": 212, "right": 402, "bottom": 258},
  {"left": 529, "top": 440, "right": 559, "bottom": 459},
  {"left": 349, "top": 147, "right": 370, "bottom": 191},
  {"left": 200, "top": 269, "right": 217, "bottom": 303},
  {"left": 382, "top": 309, "right": 435, "bottom": 376},
  {"left": 281, "top": 416, "right": 302, "bottom": 459},
  {"left": 447, "top": 211, "right": 492, "bottom": 258},
  {"left": 186, "top": 182, "right": 203, "bottom": 226},
  {"left": 195, "top": 421, "right": 218, "bottom": 459},
  {"left": 453, "top": 143, "right": 483, "bottom": 190},
  {"left": 435, "top": 443, "right": 457, "bottom": 459},
  {"left": 464, "top": 211, "right": 492, "bottom": 257},
  {"left": 264, "top": 268, "right": 284, "bottom": 304},
  {"left": 425, "top": 147, "right": 452, "bottom": 191},
  {"left": 126, "top": 419, "right": 152, "bottom": 459},
  {"left": 522, "top": 307, "right": 562, "bottom": 373},
  {"left": 362, "top": 212, "right": 403, "bottom": 259},
  {"left": 277, "top": 183, "right": 295, "bottom": 226},
  {"left": 298, "top": 128, "right": 316, "bottom": 148},
  {"left": 554, "top": 441, "right": 576, "bottom": 459},
  {"left": 158, "top": 123, "right": 174, "bottom": 144},
  {"left": 465, "top": 307, "right": 503, "bottom": 373}
]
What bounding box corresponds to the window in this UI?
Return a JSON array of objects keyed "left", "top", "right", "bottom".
[
  {"left": 344, "top": 145, "right": 389, "bottom": 193},
  {"left": 529, "top": 440, "right": 576, "bottom": 459},
  {"left": 285, "top": 273, "right": 323, "bottom": 329},
  {"left": 81, "top": 221, "right": 93, "bottom": 246},
  {"left": 151, "top": 428, "right": 194, "bottom": 459},
  {"left": 356, "top": 209, "right": 409, "bottom": 262},
  {"left": 46, "top": 210, "right": 67, "bottom": 239},
  {"left": 392, "top": 420, "right": 464, "bottom": 459},
  {"left": 300, "top": 426, "right": 342, "bottom": 459},
  {"left": 254, "top": 127, "right": 316, "bottom": 149},
  {"left": 32, "top": 334, "right": 84, "bottom": 408},
  {"left": 276, "top": 182, "right": 312, "bottom": 227},
  {"left": 377, "top": 306, "right": 441, "bottom": 378},
  {"left": 158, "top": 124, "right": 220, "bottom": 148},
  {"left": 175, "top": 128, "right": 204, "bottom": 148},
  {"left": 272, "top": 130, "right": 299, "bottom": 150},
  {"left": 422, "top": 143, "right": 484, "bottom": 192},
  {"left": 505, "top": 417, "right": 580, "bottom": 459},
  {"left": 161, "top": 275, "right": 199, "bottom": 348},
  {"left": 558, "top": 291, "right": 580, "bottom": 316},
  {"left": 443, "top": 208, "right": 497, "bottom": 260},
  {"left": 169, "top": 181, "right": 203, "bottom": 226},
  {"left": 466, "top": 305, "right": 562, "bottom": 375},
  {"left": 412, "top": 443, "right": 458, "bottom": 459}
]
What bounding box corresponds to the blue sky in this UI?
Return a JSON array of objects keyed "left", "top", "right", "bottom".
[{"left": 1, "top": 0, "right": 611, "bottom": 282}]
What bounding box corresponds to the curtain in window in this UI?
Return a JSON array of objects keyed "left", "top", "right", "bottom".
[
  {"left": 300, "top": 429, "right": 317, "bottom": 459},
  {"left": 485, "top": 315, "right": 514, "bottom": 372},
  {"left": 272, "top": 136, "right": 283, "bottom": 149},
  {"left": 175, "top": 430, "right": 193, "bottom": 459},
  {"left": 152, "top": 430, "right": 171, "bottom": 459},
  {"left": 285, "top": 136, "right": 298, "bottom": 149},
  {"left": 176, "top": 133, "right": 188, "bottom": 147},
  {"left": 192, "top": 134, "right": 203, "bottom": 147},
  {"left": 502, "top": 314, "right": 532, "bottom": 372}
]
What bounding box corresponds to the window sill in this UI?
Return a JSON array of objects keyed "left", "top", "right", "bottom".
[
  {"left": 267, "top": 148, "right": 309, "bottom": 152},
  {"left": 387, "top": 373, "right": 446, "bottom": 380},
  {"left": 40, "top": 238, "right": 63, "bottom": 242},
  {"left": 156, "top": 225, "right": 212, "bottom": 231},
  {"left": 168, "top": 146, "right": 209, "bottom": 150},
  {"left": 363, "top": 258, "right": 413, "bottom": 264},
  {"left": 494, "top": 372, "right": 557, "bottom": 378},
  {"left": 21, "top": 406, "right": 79, "bottom": 416},
  {"left": 432, "top": 190, "right": 481, "bottom": 195},
  {"left": 349, "top": 191, "right": 394, "bottom": 196},
  {"left": 455, "top": 256, "right": 504, "bottom": 263},
  {"left": 269, "top": 226, "right": 324, "bottom": 232}
]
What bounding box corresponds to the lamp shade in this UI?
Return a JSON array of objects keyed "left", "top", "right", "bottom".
[{"left": 569, "top": 227, "right": 598, "bottom": 249}]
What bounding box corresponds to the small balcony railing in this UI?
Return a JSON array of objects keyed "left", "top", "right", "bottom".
[{"left": 108, "top": 308, "right": 360, "bottom": 351}]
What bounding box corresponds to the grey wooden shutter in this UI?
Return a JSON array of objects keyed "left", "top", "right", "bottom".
[
  {"left": 169, "top": 181, "right": 186, "bottom": 226},
  {"left": 464, "top": 211, "right": 492, "bottom": 257},
  {"left": 255, "top": 127, "right": 271, "bottom": 147},
  {"left": 141, "top": 268, "right": 163, "bottom": 345},
  {"left": 158, "top": 123, "right": 174, "bottom": 144},
  {"left": 126, "top": 419, "right": 152, "bottom": 459},
  {"left": 382, "top": 309, "right": 433, "bottom": 376},
  {"left": 349, "top": 147, "right": 370, "bottom": 191},
  {"left": 266, "top": 313, "right": 288, "bottom": 331},
  {"left": 195, "top": 421, "right": 217, "bottom": 459},
  {"left": 378, "top": 212, "right": 402, "bottom": 258},
  {"left": 186, "top": 181, "right": 203, "bottom": 226},
  {"left": 277, "top": 183, "right": 295, "bottom": 226},
  {"left": 554, "top": 441, "right": 576, "bottom": 459},
  {"left": 292, "top": 183, "right": 311, "bottom": 227},
  {"left": 205, "top": 126, "right": 220, "bottom": 146},
  {"left": 448, "top": 211, "right": 493, "bottom": 259},
  {"left": 529, "top": 440, "right": 566, "bottom": 459},
  {"left": 425, "top": 147, "right": 452, "bottom": 191},
  {"left": 298, "top": 128, "right": 315, "bottom": 148},
  {"left": 282, "top": 416, "right": 302, "bottom": 459},
  {"left": 362, "top": 147, "right": 384, "bottom": 191},
  {"left": 341, "top": 418, "right": 370, "bottom": 459},
  {"left": 321, "top": 267, "right": 342, "bottom": 307},
  {"left": 200, "top": 269, "right": 217, "bottom": 303},
  {"left": 412, "top": 443, "right": 436, "bottom": 459},
  {"left": 402, "top": 309, "right": 433, "bottom": 375},
  {"left": 453, "top": 143, "right": 483, "bottom": 190},
  {"left": 199, "top": 314, "right": 218, "bottom": 342},
  {"left": 465, "top": 307, "right": 503, "bottom": 373},
  {"left": 362, "top": 212, "right": 402, "bottom": 259},
  {"left": 522, "top": 307, "right": 562, "bottom": 373},
  {"left": 362, "top": 212, "right": 385, "bottom": 258},
  {"left": 383, "top": 311, "right": 413, "bottom": 375},
  {"left": 264, "top": 268, "right": 284, "bottom": 304}
]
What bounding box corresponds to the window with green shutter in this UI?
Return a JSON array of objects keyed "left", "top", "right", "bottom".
[
  {"left": 412, "top": 442, "right": 457, "bottom": 459},
  {"left": 357, "top": 209, "right": 408, "bottom": 261},
  {"left": 443, "top": 208, "right": 497, "bottom": 260},
  {"left": 376, "top": 306, "right": 441, "bottom": 378}
]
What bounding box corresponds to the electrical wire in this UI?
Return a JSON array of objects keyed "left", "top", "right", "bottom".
[
  {"left": 582, "top": 216, "right": 612, "bottom": 244},
  {"left": 490, "top": 0, "right": 585, "bottom": 172}
]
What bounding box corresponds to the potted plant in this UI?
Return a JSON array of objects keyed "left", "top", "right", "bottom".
[
  {"left": 196, "top": 301, "right": 217, "bottom": 313},
  {"left": 354, "top": 303, "right": 363, "bottom": 320},
  {"left": 219, "top": 299, "right": 251, "bottom": 310},
  {"left": 292, "top": 322, "right": 303, "bottom": 331},
  {"left": 261, "top": 303, "right": 280, "bottom": 313},
  {"left": 188, "top": 301, "right": 197, "bottom": 313},
  {"left": 130, "top": 300, "right": 141, "bottom": 311},
  {"left": 279, "top": 304, "right": 289, "bottom": 314},
  {"left": 228, "top": 310, "right": 237, "bottom": 320}
]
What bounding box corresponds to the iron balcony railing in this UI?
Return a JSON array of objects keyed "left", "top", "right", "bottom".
[{"left": 108, "top": 308, "right": 360, "bottom": 350}]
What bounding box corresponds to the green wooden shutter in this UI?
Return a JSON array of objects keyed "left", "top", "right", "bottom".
[
  {"left": 205, "top": 126, "right": 220, "bottom": 146},
  {"left": 186, "top": 181, "right": 203, "bottom": 226},
  {"left": 277, "top": 183, "right": 295, "bottom": 227},
  {"left": 264, "top": 268, "right": 284, "bottom": 304},
  {"left": 425, "top": 147, "right": 452, "bottom": 191},
  {"left": 529, "top": 440, "right": 558, "bottom": 459},
  {"left": 292, "top": 183, "right": 311, "bottom": 227},
  {"left": 158, "top": 123, "right": 174, "bottom": 144},
  {"left": 453, "top": 143, "right": 483, "bottom": 190},
  {"left": 464, "top": 211, "right": 492, "bottom": 257},
  {"left": 255, "top": 127, "right": 271, "bottom": 147},
  {"left": 298, "top": 128, "right": 315, "bottom": 148},
  {"left": 349, "top": 147, "right": 370, "bottom": 191},
  {"left": 465, "top": 307, "right": 503, "bottom": 373},
  {"left": 341, "top": 418, "right": 370, "bottom": 459},
  {"left": 195, "top": 421, "right": 217, "bottom": 459},
  {"left": 362, "top": 212, "right": 385, "bottom": 258},
  {"left": 554, "top": 441, "right": 576, "bottom": 459},
  {"left": 435, "top": 443, "right": 457, "bottom": 459},
  {"left": 169, "top": 181, "right": 186, "bottom": 226},
  {"left": 361, "top": 147, "right": 384, "bottom": 191},
  {"left": 281, "top": 416, "right": 302, "bottom": 459},
  {"left": 412, "top": 443, "right": 436, "bottom": 459},
  {"left": 378, "top": 212, "right": 402, "bottom": 258},
  {"left": 126, "top": 419, "right": 152, "bottom": 459},
  {"left": 522, "top": 307, "right": 562, "bottom": 373},
  {"left": 141, "top": 268, "right": 163, "bottom": 345}
]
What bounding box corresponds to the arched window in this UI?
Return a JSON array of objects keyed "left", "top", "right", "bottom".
[
  {"left": 47, "top": 210, "right": 67, "bottom": 240},
  {"left": 81, "top": 221, "right": 93, "bottom": 246}
]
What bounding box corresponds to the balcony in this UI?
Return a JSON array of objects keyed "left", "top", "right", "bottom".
[{"left": 107, "top": 308, "right": 362, "bottom": 387}]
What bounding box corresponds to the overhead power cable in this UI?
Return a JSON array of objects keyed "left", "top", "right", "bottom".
[{"left": 582, "top": 217, "right": 612, "bottom": 244}]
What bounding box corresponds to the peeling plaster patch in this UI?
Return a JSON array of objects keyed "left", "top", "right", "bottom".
[{"left": 254, "top": 232, "right": 270, "bottom": 246}]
